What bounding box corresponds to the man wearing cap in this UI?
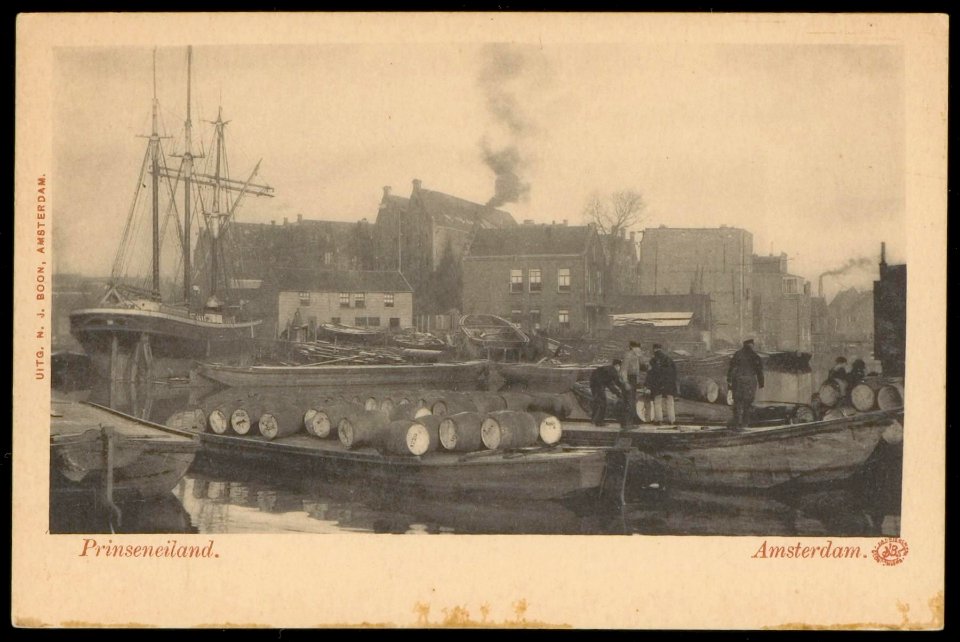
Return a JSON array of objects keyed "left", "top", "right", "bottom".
[
  {"left": 620, "top": 341, "right": 645, "bottom": 426},
  {"left": 827, "top": 356, "right": 849, "bottom": 384},
  {"left": 590, "top": 358, "right": 628, "bottom": 426},
  {"left": 726, "top": 338, "right": 764, "bottom": 431},
  {"left": 646, "top": 343, "right": 678, "bottom": 425}
]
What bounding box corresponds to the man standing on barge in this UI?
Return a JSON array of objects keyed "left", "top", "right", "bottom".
[{"left": 726, "top": 338, "right": 764, "bottom": 431}]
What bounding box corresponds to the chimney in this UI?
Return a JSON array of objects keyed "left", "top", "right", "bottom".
[
  {"left": 283, "top": 217, "right": 288, "bottom": 226},
  {"left": 818, "top": 274, "right": 824, "bottom": 298},
  {"left": 804, "top": 282, "right": 811, "bottom": 296},
  {"left": 383, "top": 186, "right": 392, "bottom": 199},
  {"left": 629, "top": 231, "right": 635, "bottom": 242},
  {"left": 562, "top": 219, "right": 568, "bottom": 226},
  {"left": 297, "top": 214, "right": 303, "bottom": 224},
  {"left": 879, "top": 241, "right": 887, "bottom": 277},
  {"left": 412, "top": 178, "right": 422, "bottom": 192},
  {"left": 270, "top": 220, "right": 275, "bottom": 226}
]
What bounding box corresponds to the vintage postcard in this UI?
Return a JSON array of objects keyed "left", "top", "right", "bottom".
[{"left": 13, "top": 12, "right": 946, "bottom": 629}]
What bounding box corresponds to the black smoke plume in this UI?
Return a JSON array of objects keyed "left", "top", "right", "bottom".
[{"left": 477, "top": 45, "right": 535, "bottom": 208}]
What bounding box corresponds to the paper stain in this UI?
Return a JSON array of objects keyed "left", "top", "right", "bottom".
[
  {"left": 766, "top": 592, "right": 944, "bottom": 631},
  {"left": 411, "top": 598, "right": 571, "bottom": 629}
]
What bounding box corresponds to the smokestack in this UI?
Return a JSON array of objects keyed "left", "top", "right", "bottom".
[
  {"left": 880, "top": 241, "right": 887, "bottom": 277},
  {"left": 412, "top": 179, "right": 422, "bottom": 192},
  {"left": 383, "top": 186, "right": 392, "bottom": 199}
]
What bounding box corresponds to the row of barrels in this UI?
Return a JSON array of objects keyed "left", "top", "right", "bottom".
[
  {"left": 818, "top": 377, "right": 904, "bottom": 412},
  {"left": 167, "top": 389, "right": 572, "bottom": 457}
]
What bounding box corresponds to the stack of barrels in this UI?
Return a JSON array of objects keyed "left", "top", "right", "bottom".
[
  {"left": 168, "top": 389, "right": 572, "bottom": 458},
  {"left": 818, "top": 376, "right": 904, "bottom": 419}
]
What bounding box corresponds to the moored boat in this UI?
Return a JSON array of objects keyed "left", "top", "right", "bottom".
[
  {"left": 51, "top": 399, "right": 199, "bottom": 499},
  {"left": 69, "top": 47, "right": 273, "bottom": 381},
  {"left": 459, "top": 314, "right": 529, "bottom": 351},
  {"left": 196, "top": 359, "right": 490, "bottom": 389},
  {"left": 560, "top": 409, "right": 898, "bottom": 489},
  {"left": 151, "top": 403, "right": 607, "bottom": 501}
]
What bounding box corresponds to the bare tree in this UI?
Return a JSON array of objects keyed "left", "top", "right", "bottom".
[{"left": 582, "top": 189, "right": 647, "bottom": 297}]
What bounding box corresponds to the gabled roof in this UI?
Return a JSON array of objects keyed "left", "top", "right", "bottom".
[
  {"left": 268, "top": 268, "right": 413, "bottom": 293},
  {"left": 466, "top": 224, "right": 594, "bottom": 257},
  {"left": 415, "top": 188, "right": 516, "bottom": 231}
]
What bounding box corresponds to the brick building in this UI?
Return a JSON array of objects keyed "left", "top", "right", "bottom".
[
  {"left": 265, "top": 268, "right": 413, "bottom": 341},
  {"left": 826, "top": 288, "right": 874, "bottom": 343},
  {"left": 462, "top": 223, "right": 607, "bottom": 338},
  {"left": 874, "top": 246, "right": 906, "bottom": 377},
  {"left": 752, "top": 253, "right": 813, "bottom": 352},
  {"left": 374, "top": 179, "right": 517, "bottom": 311},
  {"left": 637, "top": 226, "right": 754, "bottom": 347}
]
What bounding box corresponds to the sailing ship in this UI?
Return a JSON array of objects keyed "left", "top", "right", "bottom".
[{"left": 70, "top": 47, "right": 273, "bottom": 380}]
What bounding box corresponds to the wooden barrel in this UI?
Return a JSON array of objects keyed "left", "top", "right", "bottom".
[
  {"left": 414, "top": 414, "right": 442, "bottom": 453},
  {"left": 480, "top": 410, "right": 539, "bottom": 450},
  {"left": 679, "top": 376, "right": 719, "bottom": 403},
  {"left": 166, "top": 408, "right": 207, "bottom": 432},
  {"left": 469, "top": 393, "right": 507, "bottom": 414},
  {"left": 257, "top": 400, "right": 304, "bottom": 439},
  {"left": 312, "top": 402, "right": 364, "bottom": 439},
  {"left": 230, "top": 401, "right": 264, "bottom": 436},
  {"left": 302, "top": 395, "right": 342, "bottom": 433},
  {"left": 390, "top": 402, "right": 433, "bottom": 420},
  {"left": 204, "top": 398, "right": 242, "bottom": 435},
  {"left": 379, "top": 419, "right": 434, "bottom": 456},
  {"left": 850, "top": 378, "right": 884, "bottom": 412},
  {"left": 361, "top": 395, "right": 380, "bottom": 411},
  {"left": 823, "top": 405, "right": 857, "bottom": 420},
  {"left": 438, "top": 412, "right": 484, "bottom": 452},
  {"left": 530, "top": 411, "right": 562, "bottom": 445},
  {"left": 716, "top": 381, "right": 734, "bottom": 406},
  {"left": 433, "top": 394, "right": 479, "bottom": 417},
  {"left": 789, "top": 404, "right": 816, "bottom": 424},
  {"left": 818, "top": 379, "right": 848, "bottom": 408},
  {"left": 528, "top": 393, "right": 574, "bottom": 419},
  {"left": 379, "top": 392, "right": 414, "bottom": 414},
  {"left": 877, "top": 382, "right": 904, "bottom": 410},
  {"left": 338, "top": 409, "right": 390, "bottom": 449},
  {"left": 499, "top": 392, "right": 535, "bottom": 411}
]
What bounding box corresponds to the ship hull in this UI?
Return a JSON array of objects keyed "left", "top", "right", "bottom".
[{"left": 70, "top": 307, "right": 262, "bottom": 380}]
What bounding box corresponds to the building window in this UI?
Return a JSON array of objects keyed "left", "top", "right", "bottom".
[
  {"left": 511, "top": 309, "right": 522, "bottom": 323},
  {"left": 558, "top": 268, "right": 571, "bottom": 292},
  {"left": 354, "top": 293, "right": 365, "bottom": 308},
  {"left": 339, "top": 292, "right": 350, "bottom": 308},
  {"left": 355, "top": 317, "right": 367, "bottom": 327},
  {"left": 529, "top": 268, "right": 542, "bottom": 292},
  {"left": 558, "top": 309, "right": 570, "bottom": 329},
  {"left": 783, "top": 278, "right": 798, "bottom": 295},
  {"left": 384, "top": 293, "right": 395, "bottom": 307},
  {"left": 389, "top": 317, "right": 401, "bottom": 328},
  {"left": 367, "top": 317, "right": 381, "bottom": 327},
  {"left": 323, "top": 251, "right": 333, "bottom": 265},
  {"left": 530, "top": 309, "right": 541, "bottom": 328},
  {"left": 298, "top": 292, "right": 311, "bottom": 306},
  {"left": 331, "top": 317, "right": 341, "bottom": 324},
  {"left": 596, "top": 271, "right": 602, "bottom": 296},
  {"left": 510, "top": 269, "right": 523, "bottom": 293}
]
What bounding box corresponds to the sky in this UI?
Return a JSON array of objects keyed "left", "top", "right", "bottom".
[{"left": 52, "top": 42, "right": 905, "bottom": 301}]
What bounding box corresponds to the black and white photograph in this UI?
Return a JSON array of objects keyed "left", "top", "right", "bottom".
[{"left": 14, "top": 12, "right": 946, "bottom": 629}]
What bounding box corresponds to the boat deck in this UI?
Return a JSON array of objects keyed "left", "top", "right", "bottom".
[{"left": 51, "top": 398, "right": 197, "bottom": 448}]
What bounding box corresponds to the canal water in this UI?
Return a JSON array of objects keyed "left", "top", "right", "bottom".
[{"left": 49, "top": 380, "right": 902, "bottom": 537}]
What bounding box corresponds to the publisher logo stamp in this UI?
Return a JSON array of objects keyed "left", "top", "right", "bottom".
[{"left": 872, "top": 537, "right": 909, "bottom": 566}]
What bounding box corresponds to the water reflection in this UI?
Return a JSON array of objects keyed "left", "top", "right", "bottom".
[{"left": 62, "top": 380, "right": 902, "bottom": 536}]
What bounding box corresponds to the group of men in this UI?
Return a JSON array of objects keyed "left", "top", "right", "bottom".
[{"left": 590, "top": 338, "right": 765, "bottom": 432}]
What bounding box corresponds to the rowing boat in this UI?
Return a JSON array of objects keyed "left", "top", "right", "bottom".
[
  {"left": 560, "top": 409, "right": 898, "bottom": 489},
  {"left": 51, "top": 399, "right": 199, "bottom": 499}
]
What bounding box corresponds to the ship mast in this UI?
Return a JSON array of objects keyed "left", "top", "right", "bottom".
[
  {"left": 182, "top": 46, "right": 194, "bottom": 304},
  {"left": 150, "top": 49, "right": 162, "bottom": 300}
]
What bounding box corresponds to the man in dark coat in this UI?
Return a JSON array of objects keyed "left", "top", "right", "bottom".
[
  {"left": 726, "top": 339, "right": 764, "bottom": 430},
  {"left": 590, "top": 358, "right": 627, "bottom": 426},
  {"left": 827, "top": 357, "right": 849, "bottom": 383},
  {"left": 646, "top": 343, "right": 678, "bottom": 425},
  {"left": 846, "top": 358, "right": 867, "bottom": 387}
]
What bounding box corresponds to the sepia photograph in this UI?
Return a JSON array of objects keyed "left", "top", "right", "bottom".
[{"left": 14, "top": 12, "right": 946, "bottom": 629}]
